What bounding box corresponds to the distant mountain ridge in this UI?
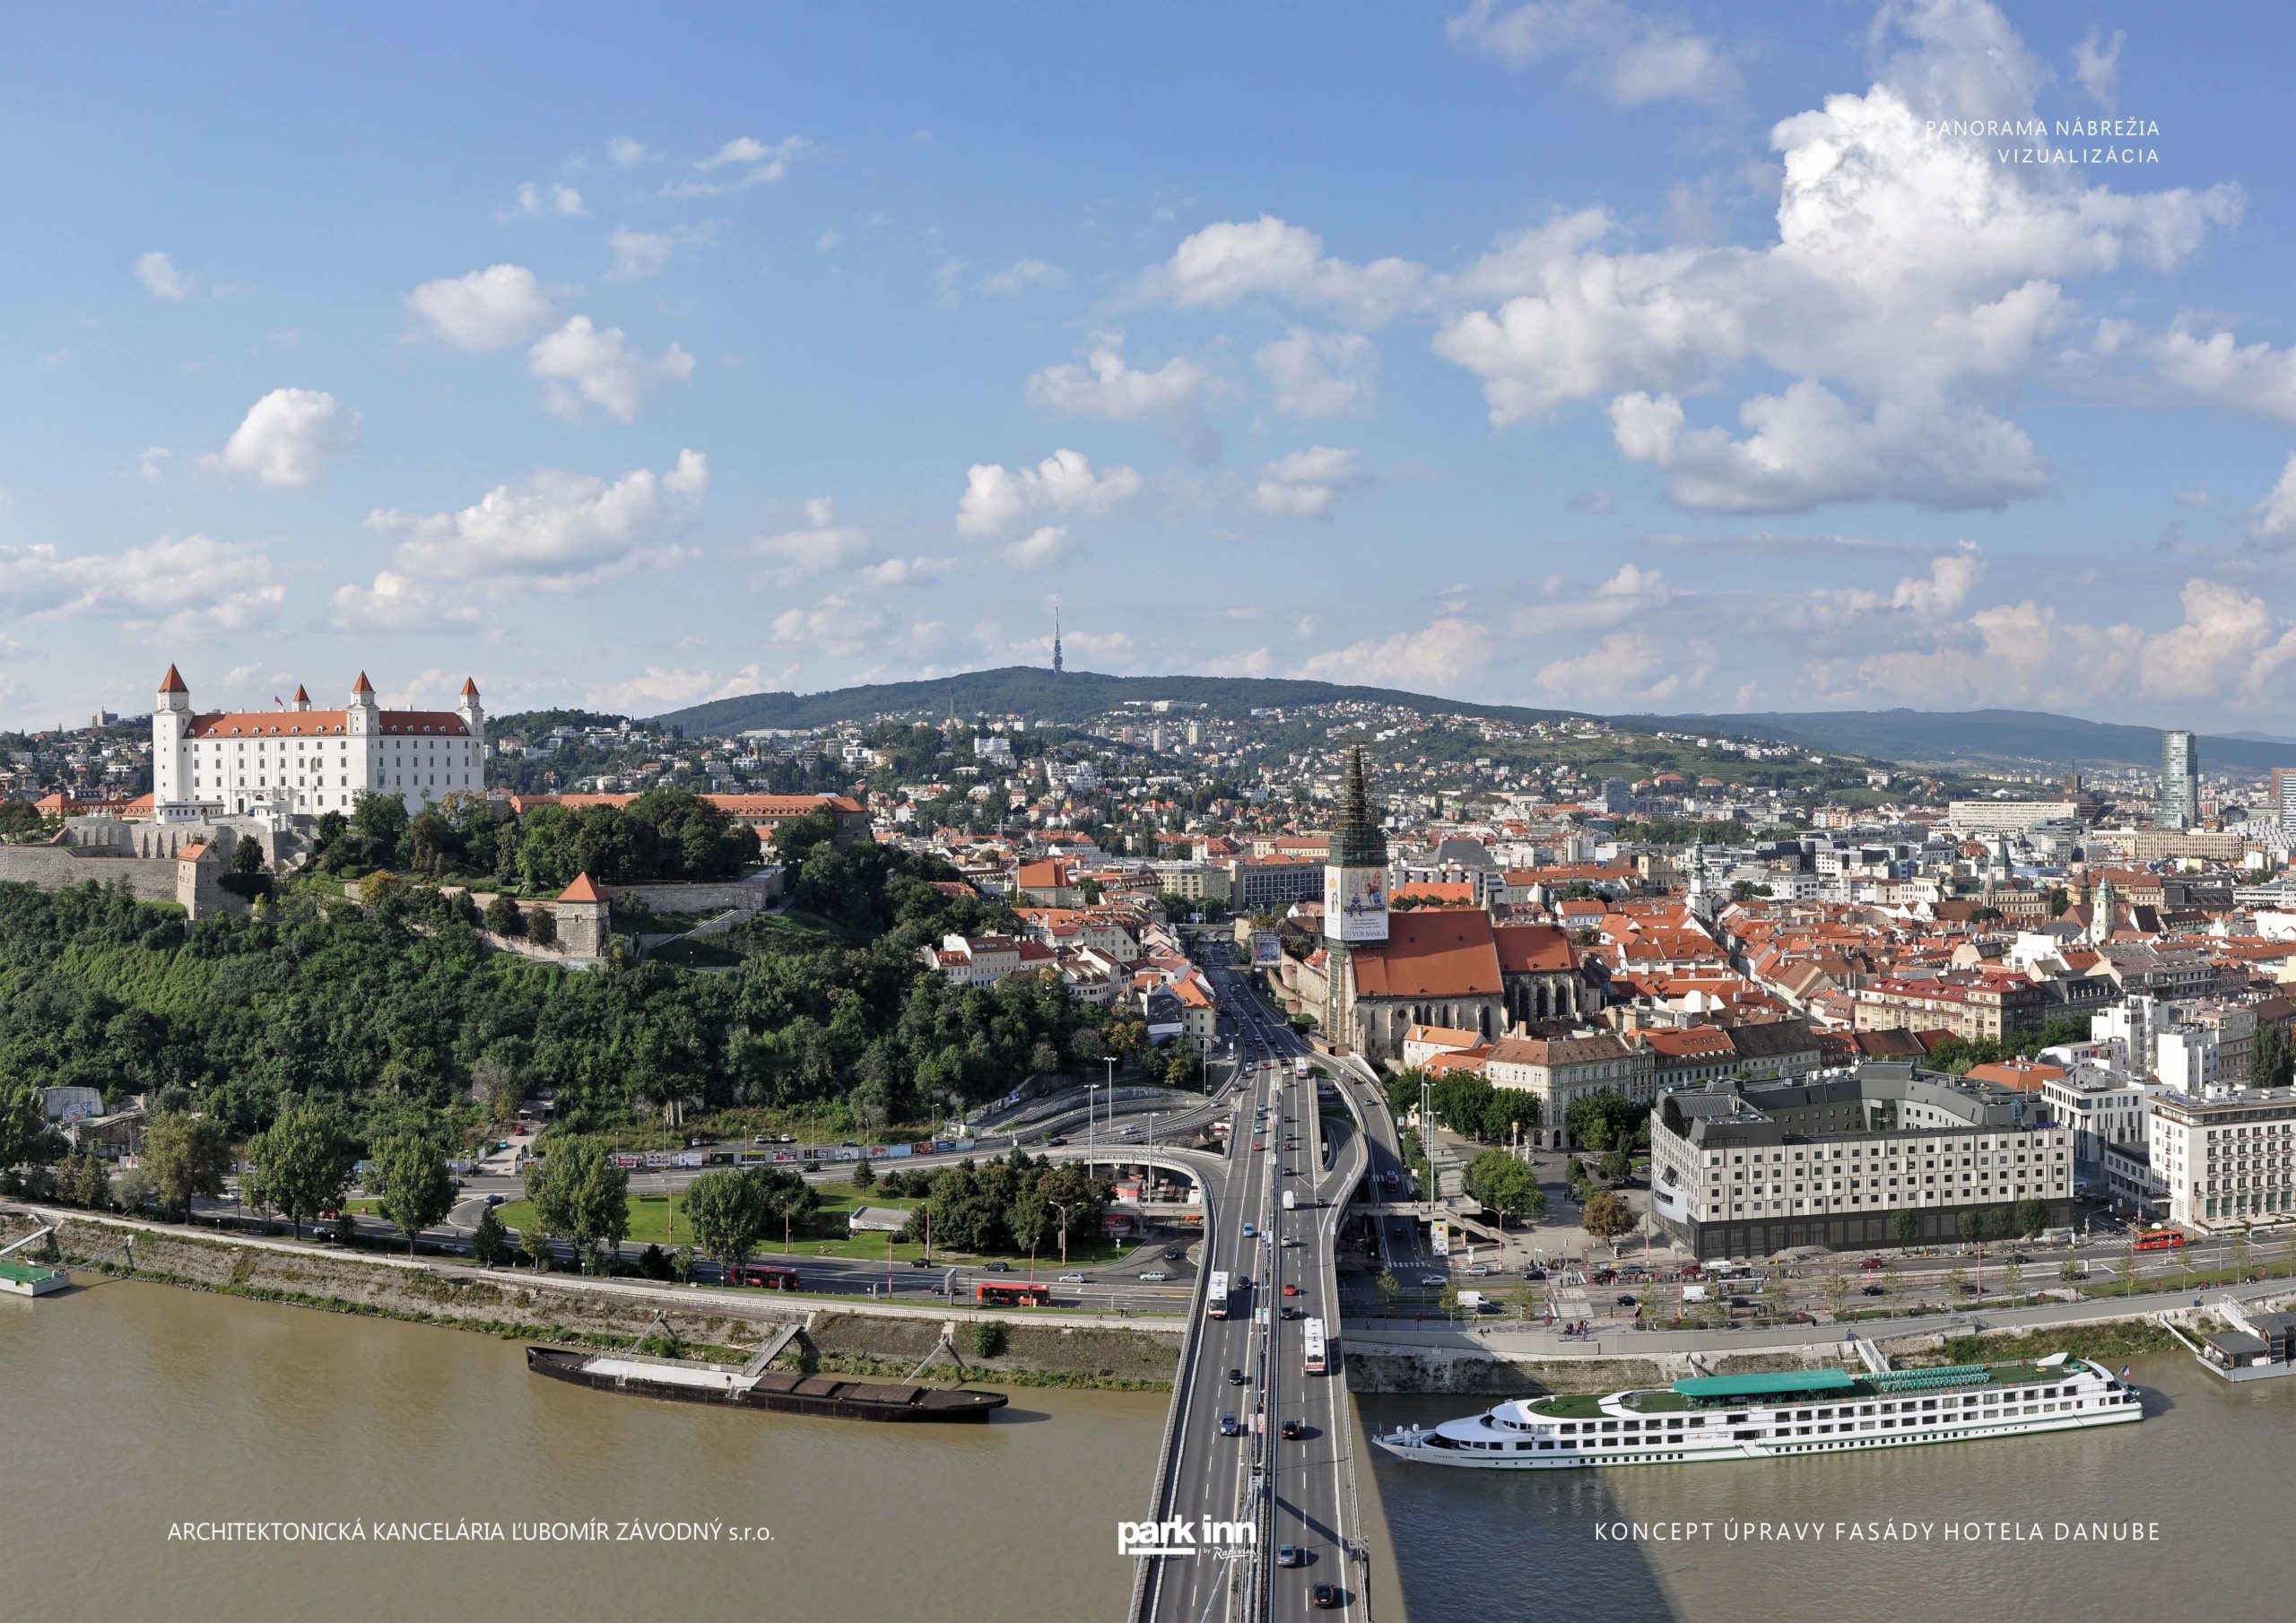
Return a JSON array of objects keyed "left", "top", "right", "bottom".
[{"left": 648, "top": 673, "right": 2290, "bottom": 774}]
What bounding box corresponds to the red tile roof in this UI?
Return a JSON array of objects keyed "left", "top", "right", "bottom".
[
  {"left": 1350, "top": 910, "right": 1502, "bottom": 999},
  {"left": 557, "top": 872, "right": 604, "bottom": 904}
]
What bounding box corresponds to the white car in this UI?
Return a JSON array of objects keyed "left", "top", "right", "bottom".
[
  {"left": 1419, "top": 1274, "right": 1446, "bottom": 1288},
  {"left": 1057, "top": 1272, "right": 1086, "bottom": 1283},
  {"left": 1139, "top": 1271, "right": 1170, "bottom": 1282}
]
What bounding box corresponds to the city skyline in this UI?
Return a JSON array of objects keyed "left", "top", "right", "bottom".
[{"left": 8, "top": 2, "right": 2296, "bottom": 731}]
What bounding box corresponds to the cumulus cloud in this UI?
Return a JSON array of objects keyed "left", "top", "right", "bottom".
[
  {"left": 771, "top": 593, "right": 890, "bottom": 657},
  {"left": 1446, "top": 0, "right": 1739, "bottom": 107},
  {"left": 663, "top": 135, "right": 809, "bottom": 197},
  {"left": 135, "top": 250, "right": 190, "bottom": 300},
  {"left": 528, "top": 316, "right": 695, "bottom": 421},
  {"left": 2153, "top": 325, "right": 2296, "bottom": 423},
  {"left": 859, "top": 555, "right": 958, "bottom": 588},
  {"left": 1141, "top": 216, "right": 1429, "bottom": 328},
  {"left": 1256, "top": 328, "right": 1380, "bottom": 418},
  {"left": 605, "top": 136, "right": 657, "bottom": 169},
  {"left": 361, "top": 451, "right": 708, "bottom": 595},
  {"left": 751, "top": 497, "right": 875, "bottom": 581},
  {"left": 1512, "top": 561, "right": 1671, "bottom": 634},
  {"left": 1025, "top": 335, "right": 1214, "bottom": 422},
  {"left": 956, "top": 449, "right": 1142, "bottom": 537},
  {"left": 2071, "top": 27, "right": 2124, "bottom": 109},
  {"left": 1252, "top": 447, "right": 1372, "bottom": 520},
  {"left": 497, "top": 181, "right": 587, "bottom": 221},
  {"left": 1001, "top": 525, "right": 1077, "bottom": 569},
  {"left": 211, "top": 387, "right": 360, "bottom": 488},
  {"left": 0, "top": 534, "right": 283, "bottom": 638},
  {"left": 585, "top": 664, "right": 787, "bottom": 713},
  {"left": 1606, "top": 384, "right": 2048, "bottom": 512},
  {"left": 1535, "top": 629, "right": 1711, "bottom": 702},
  {"left": 1889, "top": 539, "right": 1983, "bottom": 616},
  {"left": 606, "top": 229, "right": 675, "bottom": 282},
  {"left": 1299, "top": 615, "right": 1491, "bottom": 690},
  {"left": 2247, "top": 454, "right": 2296, "bottom": 550},
  {"left": 405, "top": 265, "right": 557, "bottom": 351},
  {"left": 328, "top": 570, "right": 481, "bottom": 632},
  {"left": 664, "top": 448, "right": 710, "bottom": 498}
]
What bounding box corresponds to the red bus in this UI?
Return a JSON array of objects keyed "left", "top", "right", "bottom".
[
  {"left": 976, "top": 1281, "right": 1052, "bottom": 1306},
  {"left": 2133, "top": 1228, "right": 2186, "bottom": 1253},
  {"left": 729, "top": 1263, "right": 802, "bottom": 1289}
]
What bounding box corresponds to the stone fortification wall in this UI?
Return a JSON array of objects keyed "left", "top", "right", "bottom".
[{"left": 0, "top": 846, "right": 181, "bottom": 904}]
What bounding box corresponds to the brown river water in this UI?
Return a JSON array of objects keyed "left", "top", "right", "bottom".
[{"left": 8, "top": 1274, "right": 2291, "bottom": 1623}]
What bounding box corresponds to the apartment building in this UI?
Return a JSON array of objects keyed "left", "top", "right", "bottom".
[{"left": 2146, "top": 1086, "right": 2296, "bottom": 1230}]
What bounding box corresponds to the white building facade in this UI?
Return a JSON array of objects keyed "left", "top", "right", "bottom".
[
  {"left": 152, "top": 666, "right": 485, "bottom": 820},
  {"left": 2146, "top": 1087, "right": 2296, "bottom": 1231}
]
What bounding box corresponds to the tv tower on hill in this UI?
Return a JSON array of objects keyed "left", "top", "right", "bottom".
[{"left": 1051, "top": 603, "right": 1064, "bottom": 674}]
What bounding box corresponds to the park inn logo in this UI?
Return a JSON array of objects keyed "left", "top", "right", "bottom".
[{"left": 1118, "top": 1516, "right": 1257, "bottom": 1558}]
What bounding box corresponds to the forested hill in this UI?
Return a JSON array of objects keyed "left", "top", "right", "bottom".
[
  {"left": 1604, "top": 707, "right": 2296, "bottom": 773},
  {"left": 649, "top": 667, "right": 1582, "bottom": 735}
]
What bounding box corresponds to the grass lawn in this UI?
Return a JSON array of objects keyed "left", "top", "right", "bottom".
[{"left": 491, "top": 1180, "right": 1135, "bottom": 1270}]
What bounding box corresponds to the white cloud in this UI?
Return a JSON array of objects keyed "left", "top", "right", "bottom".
[
  {"left": 135, "top": 250, "right": 190, "bottom": 300},
  {"left": 1001, "top": 525, "right": 1077, "bottom": 569},
  {"left": 606, "top": 229, "right": 675, "bottom": 282},
  {"left": 1141, "top": 215, "right": 1429, "bottom": 328},
  {"left": 605, "top": 136, "right": 657, "bottom": 169},
  {"left": 771, "top": 593, "right": 889, "bottom": 657},
  {"left": 0, "top": 534, "right": 283, "bottom": 638},
  {"left": 2072, "top": 27, "right": 2125, "bottom": 109},
  {"left": 1607, "top": 384, "right": 2048, "bottom": 513},
  {"left": 1300, "top": 615, "right": 1491, "bottom": 690},
  {"left": 1446, "top": 0, "right": 1739, "bottom": 108},
  {"left": 815, "top": 230, "right": 842, "bottom": 253},
  {"left": 585, "top": 664, "right": 780, "bottom": 713},
  {"left": 363, "top": 451, "right": 707, "bottom": 594},
  {"left": 1253, "top": 446, "right": 1372, "bottom": 520},
  {"left": 211, "top": 387, "right": 359, "bottom": 489},
  {"left": 136, "top": 447, "right": 172, "bottom": 482},
  {"left": 2154, "top": 325, "right": 2296, "bottom": 423},
  {"left": 978, "top": 258, "right": 1070, "bottom": 296},
  {"left": 664, "top": 449, "right": 710, "bottom": 498},
  {"left": 2247, "top": 454, "right": 2296, "bottom": 550},
  {"left": 1512, "top": 561, "right": 1670, "bottom": 634},
  {"left": 328, "top": 569, "right": 481, "bottom": 632},
  {"left": 405, "top": 264, "right": 556, "bottom": 352},
  {"left": 663, "top": 135, "right": 809, "bottom": 197},
  {"left": 1201, "top": 647, "right": 1275, "bottom": 678},
  {"left": 956, "top": 449, "right": 1142, "bottom": 537},
  {"left": 752, "top": 497, "right": 874, "bottom": 580},
  {"left": 1025, "top": 335, "right": 1214, "bottom": 422},
  {"left": 1535, "top": 629, "right": 1710, "bottom": 701},
  {"left": 528, "top": 316, "right": 696, "bottom": 421},
  {"left": 497, "top": 181, "right": 587, "bottom": 221},
  {"left": 859, "top": 555, "right": 958, "bottom": 588},
  {"left": 1890, "top": 540, "right": 1983, "bottom": 616},
  {"left": 1256, "top": 328, "right": 1379, "bottom": 418}
]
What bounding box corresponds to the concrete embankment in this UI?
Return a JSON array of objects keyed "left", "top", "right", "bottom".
[{"left": 0, "top": 1206, "right": 1180, "bottom": 1391}]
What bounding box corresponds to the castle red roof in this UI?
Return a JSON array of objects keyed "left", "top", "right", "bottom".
[{"left": 158, "top": 664, "right": 187, "bottom": 694}]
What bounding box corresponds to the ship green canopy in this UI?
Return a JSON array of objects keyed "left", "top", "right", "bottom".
[{"left": 1671, "top": 1369, "right": 1858, "bottom": 1402}]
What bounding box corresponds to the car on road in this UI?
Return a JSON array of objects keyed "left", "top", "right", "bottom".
[
  {"left": 1163, "top": 1245, "right": 1184, "bottom": 1260},
  {"left": 1309, "top": 1583, "right": 1340, "bottom": 1610},
  {"left": 1282, "top": 1282, "right": 1300, "bottom": 1297},
  {"left": 1466, "top": 1263, "right": 1490, "bottom": 1276},
  {"left": 1058, "top": 1271, "right": 1086, "bottom": 1283},
  {"left": 484, "top": 1193, "right": 506, "bottom": 1207},
  {"left": 1857, "top": 1256, "right": 1884, "bottom": 1270},
  {"left": 1281, "top": 1417, "right": 1302, "bottom": 1439},
  {"left": 1139, "top": 1271, "right": 1169, "bottom": 1282},
  {"left": 982, "top": 1261, "right": 1012, "bottom": 1272},
  {"left": 909, "top": 1257, "right": 932, "bottom": 1268},
  {"left": 1282, "top": 1305, "right": 1300, "bottom": 1319},
  {"left": 1861, "top": 1284, "right": 1885, "bottom": 1296},
  {"left": 1615, "top": 1294, "right": 1639, "bottom": 1307},
  {"left": 1419, "top": 1274, "right": 1445, "bottom": 1288},
  {"left": 1241, "top": 1222, "right": 1257, "bottom": 1237},
  {"left": 1275, "top": 1544, "right": 1303, "bottom": 1567},
  {"left": 1219, "top": 1412, "right": 1241, "bottom": 1437},
  {"left": 801, "top": 1161, "right": 822, "bottom": 1173},
  {"left": 1227, "top": 1367, "right": 1247, "bottom": 1385},
  {"left": 1521, "top": 1268, "right": 1547, "bottom": 1282},
  {"left": 1046, "top": 1136, "right": 1067, "bottom": 1146}
]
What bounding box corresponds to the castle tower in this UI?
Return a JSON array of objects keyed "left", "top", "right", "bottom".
[
  {"left": 554, "top": 872, "right": 608, "bottom": 958},
  {"left": 153, "top": 665, "right": 191, "bottom": 808},
  {"left": 291, "top": 684, "right": 311, "bottom": 713},
  {"left": 347, "top": 671, "right": 378, "bottom": 739},
  {"left": 1321, "top": 745, "right": 1388, "bottom": 1048},
  {"left": 457, "top": 676, "right": 484, "bottom": 740}
]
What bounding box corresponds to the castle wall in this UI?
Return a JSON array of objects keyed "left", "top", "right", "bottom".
[{"left": 0, "top": 846, "right": 183, "bottom": 905}]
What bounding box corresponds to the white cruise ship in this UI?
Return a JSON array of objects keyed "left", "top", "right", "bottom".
[{"left": 1375, "top": 1352, "right": 2141, "bottom": 1469}]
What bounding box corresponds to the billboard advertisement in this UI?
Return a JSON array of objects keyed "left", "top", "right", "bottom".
[
  {"left": 1431, "top": 1219, "right": 1451, "bottom": 1257},
  {"left": 1323, "top": 865, "right": 1388, "bottom": 942},
  {"left": 1251, "top": 930, "right": 1283, "bottom": 967}
]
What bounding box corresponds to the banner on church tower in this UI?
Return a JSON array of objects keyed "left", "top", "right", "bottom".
[{"left": 1324, "top": 865, "right": 1387, "bottom": 942}]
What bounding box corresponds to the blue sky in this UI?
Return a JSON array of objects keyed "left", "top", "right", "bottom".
[{"left": 7, "top": 1, "right": 2296, "bottom": 730}]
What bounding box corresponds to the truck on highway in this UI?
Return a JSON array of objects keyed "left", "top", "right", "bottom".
[
  {"left": 1292, "top": 1057, "right": 1309, "bottom": 1079},
  {"left": 1282, "top": 1190, "right": 1296, "bottom": 1211}
]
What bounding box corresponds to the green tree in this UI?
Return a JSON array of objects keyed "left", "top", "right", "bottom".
[
  {"left": 1762, "top": 1270, "right": 1791, "bottom": 1320},
  {"left": 1955, "top": 1209, "right": 1984, "bottom": 1245},
  {"left": 1822, "top": 1264, "right": 1850, "bottom": 1317},
  {"left": 243, "top": 1105, "right": 355, "bottom": 1239},
  {"left": 527, "top": 906, "right": 559, "bottom": 950},
  {"left": 2013, "top": 1197, "right": 2049, "bottom": 1240},
  {"left": 1945, "top": 1264, "right": 1970, "bottom": 1296},
  {"left": 2252, "top": 1022, "right": 2295, "bottom": 1091},
  {"left": 484, "top": 892, "right": 524, "bottom": 935},
  {"left": 673, "top": 1244, "right": 697, "bottom": 1284},
  {"left": 685, "top": 1167, "right": 770, "bottom": 1275},
  {"left": 1462, "top": 1149, "right": 1545, "bottom": 1228},
  {"left": 849, "top": 1154, "right": 876, "bottom": 1190},
  {"left": 230, "top": 835, "right": 265, "bottom": 875},
  {"left": 0, "top": 1081, "right": 60, "bottom": 1176},
  {"left": 1889, "top": 1210, "right": 1921, "bottom": 1246},
  {"left": 1581, "top": 1189, "right": 1634, "bottom": 1244},
  {"left": 470, "top": 1204, "right": 512, "bottom": 1267},
  {"left": 755, "top": 1164, "right": 820, "bottom": 1254},
  {"left": 2002, "top": 1257, "right": 2024, "bottom": 1298},
  {"left": 141, "top": 1113, "right": 231, "bottom": 1221},
  {"left": 371, "top": 1133, "right": 456, "bottom": 1255},
  {"left": 2114, "top": 1246, "right": 2137, "bottom": 1297},
  {"left": 525, "top": 1139, "right": 631, "bottom": 1271}
]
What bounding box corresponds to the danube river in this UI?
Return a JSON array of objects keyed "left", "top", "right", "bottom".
[
  {"left": 0, "top": 1276, "right": 1175, "bottom": 1623},
  {"left": 1362, "top": 1350, "right": 2296, "bottom": 1623}
]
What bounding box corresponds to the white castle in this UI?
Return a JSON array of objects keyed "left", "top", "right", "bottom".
[{"left": 152, "top": 665, "right": 485, "bottom": 822}]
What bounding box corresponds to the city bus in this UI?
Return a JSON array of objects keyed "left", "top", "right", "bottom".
[
  {"left": 976, "top": 1280, "right": 1052, "bottom": 1306},
  {"left": 1206, "top": 1270, "right": 1231, "bottom": 1319},
  {"left": 728, "top": 1263, "right": 801, "bottom": 1290},
  {"left": 1301, "top": 1316, "right": 1327, "bottom": 1376},
  {"left": 2133, "top": 1227, "right": 2187, "bottom": 1253}
]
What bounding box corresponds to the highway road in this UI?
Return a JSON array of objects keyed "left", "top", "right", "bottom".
[{"left": 1139, "top": 959, "right": 1396, "bottom": 1623}]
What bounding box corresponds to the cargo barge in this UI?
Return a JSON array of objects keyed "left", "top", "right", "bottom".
[{"left": 525, "top": 1346, "right": 1008, "bottom": 1422}]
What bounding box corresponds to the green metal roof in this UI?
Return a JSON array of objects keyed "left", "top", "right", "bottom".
[
  {"left": 0, "top": 1260, "right": 61, "bottom": 1284},
  {"left": 1672, "top": 1369, "right": 1857, "bottom": 1401}
]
